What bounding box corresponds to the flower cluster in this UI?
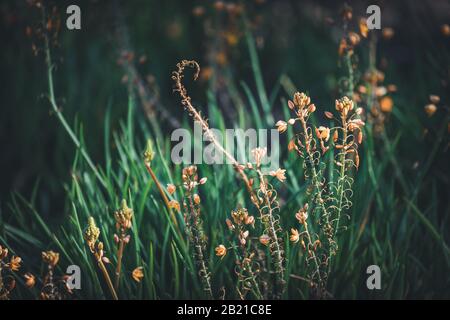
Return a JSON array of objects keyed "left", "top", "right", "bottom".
[{"left": 0, "top": 245, "right": 21, "bottom": 299}]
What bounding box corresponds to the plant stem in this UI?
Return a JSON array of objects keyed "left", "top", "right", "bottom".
[
  {"left": 97, "top": 259, "right": 118, "bottom": 300},
  {"left": 115, "top": 239, "right": 125, "bottom": 290},
  {"left": 144, "top": 163, "right": 181, "bottom": 232},
  {"left": 256, "top": 170, "right": 285, "bottom": 298},
  {"left": 333, "top": 115, "right": 348, "bottom": 239}
]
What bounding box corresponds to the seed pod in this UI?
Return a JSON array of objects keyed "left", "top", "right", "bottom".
[
  {"left": 355, "top": 153, "right": 360, "bottom": 169},
  {"left": 358, "top": 130, "right": 363, "bottom": 144},
  {"left": 324, "top": 111, "right": 334, "bottom": 119}
]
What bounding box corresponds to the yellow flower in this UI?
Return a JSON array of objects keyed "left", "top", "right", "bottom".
[
  {"left": 259, "top": 234, "right": 270, "bottom": 246},
  {"left": 132, "top": 267, "right": 144, "bottom": 283},
  {"left": 166, "top": 184, "right": 176, "bottom": 195},
  {"left": 84, "top": 217, "right": 100, "bottom": 250},
  {"left": 424, "top": 104, "right": 437, "bottom": 117},
  {"left": 168, "top": 200, "right": 180, "bottom": 212},
  {"left": 193, "top": 194, "right": 201, "bottom": 205},
  {"left": 215, "top": 245, "right": 227, "bottom": 258},
  {"left": 275, "top": 120, "right": 287, "bottom": 133},
  {"left": 269, "top": 168, "right": 287, "bottom": 182},
  {"left": 42, "top": 250, "right": 59, "bottom": 268},
  {"left": 8, "top": 255, "right": 22, "bottom": 271},
  {"left": 290, "top": 228, "right": 300, "bottom": 243},
  {"left": 315, "top": 126, "right": 330, "bottom": 141},
  {"left": 24, "top": 273, "right": 36, "bottom": 288},
  {"left": 380, "top": 96, "right": 393, "bottom": 113}
]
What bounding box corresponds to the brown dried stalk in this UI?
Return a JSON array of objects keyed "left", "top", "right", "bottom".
[{"left": 172, "top": 60, "right": 258, "bottom": 206}]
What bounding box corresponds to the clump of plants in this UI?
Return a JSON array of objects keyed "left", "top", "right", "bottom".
[{"left": 171, "top": 60, "right": 364, "bottom": 298}]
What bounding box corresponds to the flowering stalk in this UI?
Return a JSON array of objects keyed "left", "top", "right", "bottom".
[
  {"left": 84, "top": 217, "right": 118, "bottom": 300},
  {"left": 277, "top": 93, "right": 330, "bottom": 289},
  {"left": 181, "top": 166, "right": 213, "bottom": 299},
  {"left": 332, "top": 97, "right": 364, "bottom": 239},
  {"left": 40, "top": 251, "right": 71, "bottom": 300},
  {"left": 243, "top": 148, "right": 286, "bottom": 299},
  {"left": 113, "top": 200, "right": 133, "bottom": 290},
  {"left": 218, "top": 208, "right": 263, "bottom": 300},
  {"left": 143, "top": 139, "right": 182, "bottom": 236}
]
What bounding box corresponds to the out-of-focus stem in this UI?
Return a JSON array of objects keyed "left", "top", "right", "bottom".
[
  {"left": 97, "top": 259, "right": 118, "bottom": 300},
  {"left": 115, "top": 239, "right": 125, "bottom": 290}
]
